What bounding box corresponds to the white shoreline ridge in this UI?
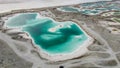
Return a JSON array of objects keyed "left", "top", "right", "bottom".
[
  {"left": 4, "top": 13, "right": 94, "bottom": 61},
  {"left": 0, "top": 0, "right": 111, "bottom": 13}
]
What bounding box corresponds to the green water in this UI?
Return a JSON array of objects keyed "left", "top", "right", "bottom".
[
  {"left": 5, "top": 13, "right": 88, "bottom": 54},
  {"left": 114, "top": 12, "right": 120, "bottom": 16},
  {"left": 113, "top": 18, "right": 120, "bottom": 23}
]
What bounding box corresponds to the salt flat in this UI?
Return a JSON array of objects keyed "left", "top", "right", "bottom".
[{"left": 0, "top": 0, "right": 111, "bottom": 13}]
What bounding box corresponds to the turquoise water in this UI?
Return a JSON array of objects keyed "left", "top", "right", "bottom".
[
  {"left": 58, "top": 1, "right": 120, "bottom": 15},
  {"left": 5, "top": 13, "right": 88, "bottom": 54}
]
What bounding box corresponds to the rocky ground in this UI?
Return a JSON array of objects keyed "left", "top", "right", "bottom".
[{"left": 0, "top": 1, "right": 120, "bottom": 68}]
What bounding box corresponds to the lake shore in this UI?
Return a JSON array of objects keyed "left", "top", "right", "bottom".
[{"left": 2, "top": 13, "right": 94, "bottom": 61}]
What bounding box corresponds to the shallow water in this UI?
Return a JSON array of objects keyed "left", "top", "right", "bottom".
[
  {"left": 58, "top": 1, "right": 120, "bottom": 15},
  {"left": 5, "top": 13, "right": 38, "bottom": 28},
  {"left": 5, "top": 13, "right": 88, "bottom": 54},
  {"left": 58, "top": 6, "right": 80, "bottom": 12}
]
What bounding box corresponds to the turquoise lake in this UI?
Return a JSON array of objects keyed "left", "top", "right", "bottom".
[{"left": 5, "top": 13, "right": 88, "bottom": 54}]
